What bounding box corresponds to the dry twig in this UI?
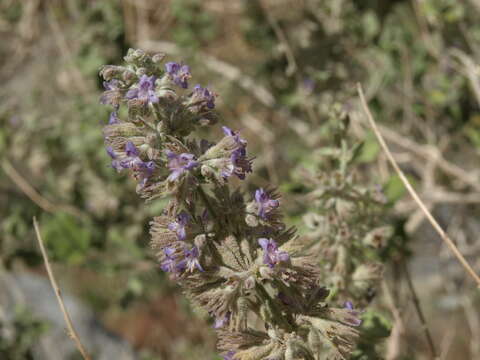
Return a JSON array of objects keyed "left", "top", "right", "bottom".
[
  {"left": 33, "top": 217, "right": 91, "bottom": 360},
  {"left": 357, "top": 83, "right": 480, "bottom": 287},
  {"left": 2, "top": 158, "right": 84, "bottom": 219}
]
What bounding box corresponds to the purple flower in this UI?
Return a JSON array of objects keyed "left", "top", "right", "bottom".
[
  {"left": 221, "top": 127, "right": 252, "bottom": 180},
  {"left": 125, "top": 141, "right": 139, "bottom": 157},
  {"left": 103, "top": 79, "right": 120, "bottom": 91},
  {"left": 165, "top": 62, "right": 191, "bottom": 88},
  {"left": 160, "top": 245, "right": 203, "bottom": 275},
  {"left": 109, "top": 142, "right": 155, "bottom": 187},
  {"left": 213, "top": 312, "right": 231, "bottom": 329},
  {"left": 222, "top": 351, "right": 236, "bottom": 360},
  {"left": 230, "top": 147, "right": 252, "bottom": 179},
  {"left": 222, "top": 126, "right": 247, "bottom": 147},
  {"left": 183, "top": 246, "right": 203, "bottom": 273},
  {"left": 258, "top": 238, "right": 289, "bottom": 268},
  {"left": 160, "top": 247, "right": 185, "bottom": 274},
  {"left": 126, "top": 75, "right": 159, "bottom": 105},
  {"left": 119, "top": 142, "right": 141, "bottom": 169},
  {"left": 255, "top": 188, "right": 279, "bottom": 219},
  {"left": 168, "top": 211, "right": 190, "bottom": 240},
  {"left": 343, "top": 301, "right": 362, "bottom": 327},
  {"left": 166, "top": 151, "right": 199, "bottom": 181},
  {"left": 134, "top": 160, "right": 155, "bottom": 187},
  {"left": 109, "top": 111, "right": 119, "bottom": 124},
  {"left": 191, "top": 84, "right": 216, "bottom": 110},
  {"left": 100, "top": 79, "right": 121, "bottom": 106},
  {"left": 106, "top": 146, "right": 122, "bottom": 171}
]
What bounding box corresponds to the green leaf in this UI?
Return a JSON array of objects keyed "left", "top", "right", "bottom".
[
  {"left": 384, "top": 174, "right": 417, "bottom": 203},
  {"left": 40, "top": 212, "right": 91, "bottom": 265},
  {"left": 358, "top": 132, "right": 380, "bottom": 163}
]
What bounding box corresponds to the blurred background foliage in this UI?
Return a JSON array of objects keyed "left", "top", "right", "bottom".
[{"left": 0, "top": 0, "right": 479, "bottom": 359}]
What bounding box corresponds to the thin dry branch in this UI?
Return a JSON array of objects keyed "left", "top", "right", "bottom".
[
  {"left": 33, "top": 217, "right": 92, "bottom": 360},
  {"left": 2, "top": 158, "right": 84, "bottom": 219},
  {"left": 377, "top": 123, "right": 480, "bottom": 192},
  {"left": 357, "top": 83, "right": 480, "bottom": 287}
]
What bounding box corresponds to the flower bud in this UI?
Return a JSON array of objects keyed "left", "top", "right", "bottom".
[
  {"left": 122, "top": 69, "right": 136, "bottom": 83},
  {"left": 100, "top": 65, "right": 124, "bottom": 80},
  {"left": 136, "top": 67, "right": 147, "bottom": 77},
  {"left": 194, "top": 234, "right": 207, "bottom": 250},
  {"left": 103, "top": 123, "right": 144, "bottom": 138},
  {"left": 244, "top": 275, "right": 255, "bottom": 290},
  {"left": 245, "top": 214, "right": 258, "bottom": 227},
  {"left": 152, "top": 53, "right": 166, "bottom": 63},
  {"left": 363, "top": 226, "right": 392, "bottom": 249}
]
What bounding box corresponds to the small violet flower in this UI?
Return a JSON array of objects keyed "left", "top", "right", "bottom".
[
  {"left": 111, "top": 142, "right": 155, "bottom": 187},
  {"left": 135, "top": 161, "right": 155, "bottom": 187},
  {"left": 183, "top": 246, "right": 203, "bottom": 273},
  {"left": 103, "top": 79, "right": 120, "bottom": 91},
  {"left": 160, "top": 247, "right": 184, "bottom": 274},
  {"left": 191, "top": 84, "right": 216, "bottom": 110},
  {"left": 106, "top": 146, "right": 122, "bottom": 171},
  {"left": 230, "top": 147, "right": 252, "bottom": 180},
  {"left": 258, "top": 238, "right": 289, "bottom": 268},
  {"left": 255, "top": 188, "right": 279, "bottom": 219},
  {"left": 168, "top": 211, "right": 190, "bottom": 240},
  {"left": 222, "top": 127, "right": 252, "bottom": 180},
  {"left": 100, "top": 79, "right": 121, "bottom": 107},
  {"left": 344, "top": 301, "right": 362, "bottom": 327},
  {"left": 213, "top": 312, "right": 231, "bottom": 329},
  {"left": 166, "top": 150, "right": 199, "bottom": 181},
  {"left": 222, "top": 126, "right": 247, "bottom": 147},
  {"left": 126, "top": 75, "right": 159, "bottom": 105},
  {"left": 222, "top": 351, "right": 236, "bottom": 360},
  {"left": 165, "top": 62, "right": 191, "bottom": 88},
  {"left": 109, "top": 111, "right": 119, "bottom": 124}
]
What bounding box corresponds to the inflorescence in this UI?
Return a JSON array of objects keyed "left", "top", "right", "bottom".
[{"left": 99, "top": 49, "right": 366, "bottom": 360}]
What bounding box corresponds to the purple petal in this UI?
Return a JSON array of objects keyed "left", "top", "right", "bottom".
[
  {"left": 258, "top": 238, "right": 269, "bottom": 250},
  {"left": 125, "top": 88, "right": 139, "bottom": 99},
  {"left": 108, "top": 111, "right": 119, "bottom": 124},
  {"left": 125, "top": 141, "right": 139, "bottom": 157},
  {"left": 344, "top": 301, "right": 354, "bottom": 310}
]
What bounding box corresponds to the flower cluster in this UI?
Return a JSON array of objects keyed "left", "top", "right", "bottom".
[
  {"left": 299, "top": 106, "right": 391, "bottom": 305},
  {"left": 100, "top": 49, "right": 363, "bottom": 360}
]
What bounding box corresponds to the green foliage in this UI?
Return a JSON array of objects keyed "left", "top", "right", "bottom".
[
  {"left": 0, "top": 306, "right": 48, "bottom": 360},
  {"left": 40, "top": 212, "right": 91, "bottom": 264},
  {"left": 352, "top": 310, "right": 392, "bottom": 360},
  {"left": 171, "top": 0, "right": 218, "bottom": 49}
]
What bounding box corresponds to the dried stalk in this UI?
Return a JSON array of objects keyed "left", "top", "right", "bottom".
[
  {"left": 357, "top": 83, "right": 480, "bottom": 287},
  {"left": 33, "top": 217, "right": 91, "bottom": 360}
]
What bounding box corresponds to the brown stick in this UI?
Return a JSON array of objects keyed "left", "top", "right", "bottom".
[
  {"left": 2, "top": 159, "right": 84, "bottom": 219},
  {"left": 33, "top": 217, "right": 92, "bottom": 360},
  {"left": 357, "top": 83, "right": 480, "bottom": 287}
]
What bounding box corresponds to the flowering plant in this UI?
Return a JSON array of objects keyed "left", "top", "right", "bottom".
[{"left": 100, "top": 49, "right": 366, "bottom": 360}]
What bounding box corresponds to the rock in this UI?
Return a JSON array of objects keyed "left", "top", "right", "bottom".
[{"left": 0, "top": 271, "right": 137, "bottom": 360}]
